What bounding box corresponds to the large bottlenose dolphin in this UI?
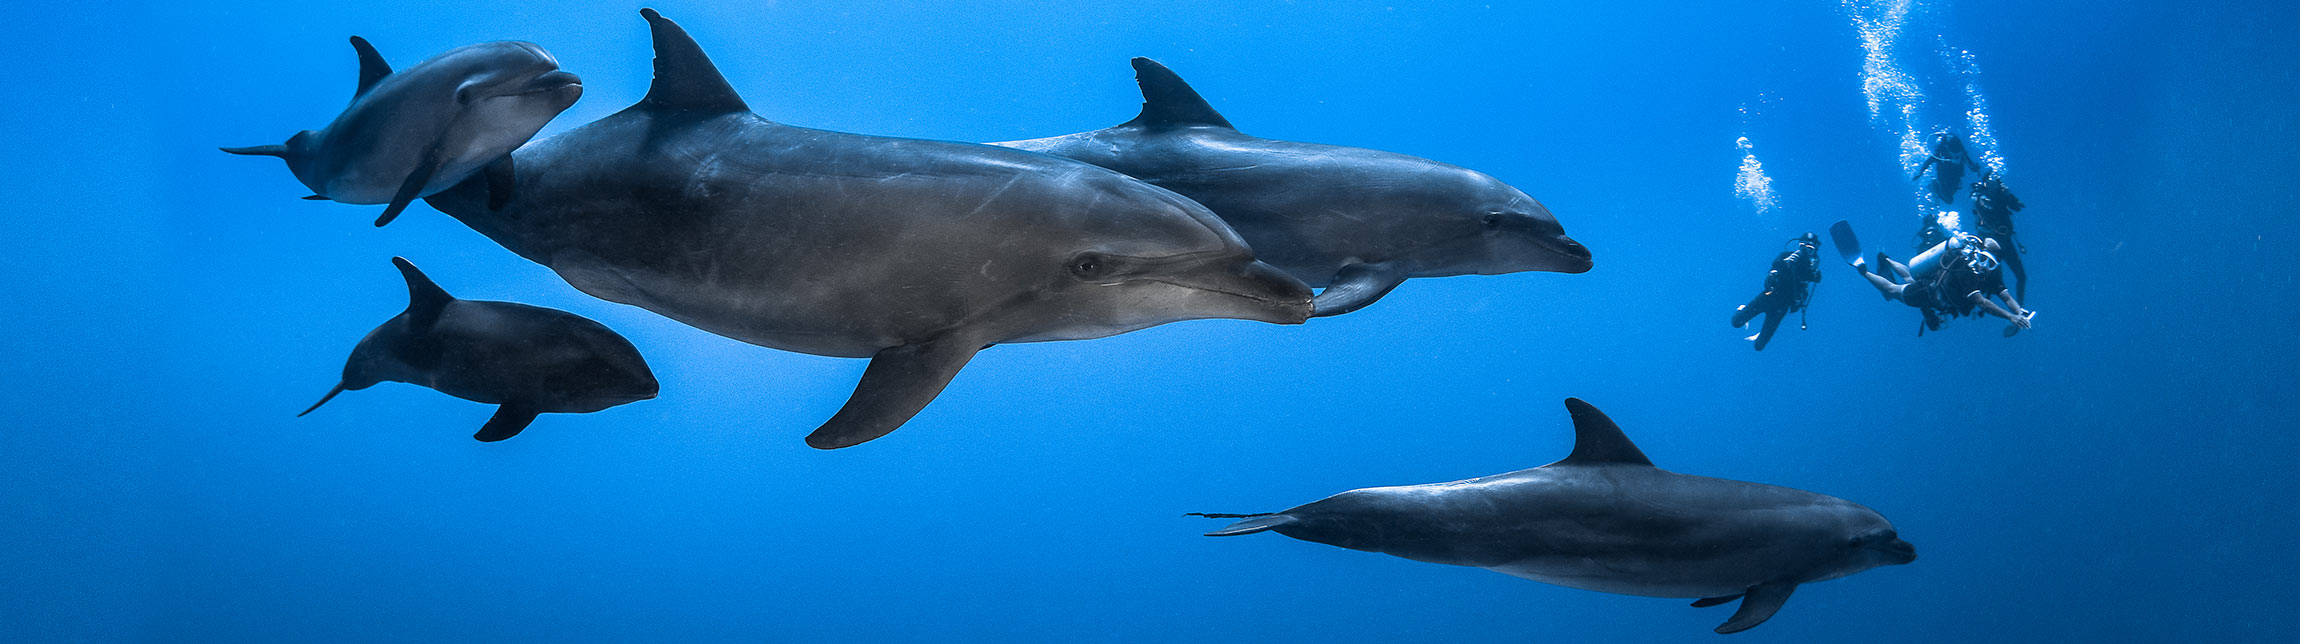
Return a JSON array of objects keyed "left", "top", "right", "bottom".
[
  {"left": 995, "top": 59, "right": 1592, "bottom": 317},
  {"left": 223, "top": 37, "right": 583, "bottom": 226},
  {"left": 301, "top": 258, "right": 658, "bottom": 442},
  {"left": 1195, "top": 398, "right": 1914, "bottom": 634},
  {"left": 421, "top": 10, "right": 1313, "bottom": 449}
]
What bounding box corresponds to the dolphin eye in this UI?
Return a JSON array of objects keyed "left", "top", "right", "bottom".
[
  {"left": 1067, "top": 252, "right": 1114, "bottom": 280},
  {"left": 1480, "top": 213, "right": 1504, "bottom": 230}
]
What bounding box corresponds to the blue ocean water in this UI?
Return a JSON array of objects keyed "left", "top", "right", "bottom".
[{"left": 3, "top": 0, "right": 2294, "bottom": 641}]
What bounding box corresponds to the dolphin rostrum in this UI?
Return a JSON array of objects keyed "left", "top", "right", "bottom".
[
  {"left": 420, "top": 10, "right": 1313, "bottom": 449},
  {"left": 300, "top": 257, "right": 658, "bottom": 442},
  {"left": 996, "top": 58, "right": 1592, "bottom": 317},
  {"left": 1195, "top": 398, "right": 1915, "bottom": 634},
  {"left": 223, "top": 37, "right": 583, "bottom": 226}
]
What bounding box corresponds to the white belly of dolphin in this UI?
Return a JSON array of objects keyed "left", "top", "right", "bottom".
[{"left": 1488, "top": 557, "right": 1748, "bottom": 599}]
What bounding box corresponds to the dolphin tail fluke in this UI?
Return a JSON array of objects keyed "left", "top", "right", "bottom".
[
  {"left": 297, "top": 382, "right": 348, "bottom": 417},
  {"left": 804, "top": 339, "right": 983, "bottom": 449},
  {"left": 219, "top": 144, "right": 291, "bottom": 157},
  {"left": 1196, "top": 513, "right": 1296, "bottom": 537}
]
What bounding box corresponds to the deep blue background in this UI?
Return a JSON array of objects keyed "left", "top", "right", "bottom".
[{"left": 4, "top": 1, "right": 2294, "bottom": 641}]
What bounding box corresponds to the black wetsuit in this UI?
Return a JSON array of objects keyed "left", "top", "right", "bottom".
[
  {"left": 1971, "top": 181, "right": 2027, "bottom": 299},
  {"left": 1915, "top": 134, "right": 1981, "bottom": 204},
  {"left": 1731, "top": 245, "right": 1822, "bottom": 351},
  {"left": 1904, "top": 250, "right": 2006, "bottom": 334}
]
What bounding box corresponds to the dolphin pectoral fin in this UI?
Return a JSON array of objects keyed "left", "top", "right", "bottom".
[
  {"left": 1690, "top": 594, "right": 1742, "bottom": 608},
  {"left": 302, "top": 194, "right": 330, "bottom": 201},
  {"left": 804, "top": 340, "right": 983, "bottom": 450},
  {"left": 1715, "top": 582, "right": 1797, "bottom": 634},
  {"left": 1200, "top": 514, "right": 1296, "bottom": 537},
  {"left": 483, "top": 155, "right": 516, "bottom": 211},
  {"left": 1310, "top": 263, "right": 1406, "bottom": 317},
  {"left": 474, "top": 405, "right": 539, "bottom": 442},
  {"left": 374, "top": 143, "right": 444, "bottom": 227}
]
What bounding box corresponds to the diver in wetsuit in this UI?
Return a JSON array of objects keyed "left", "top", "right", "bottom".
[
  {"left": 1912, "top": 131, "right": 1984, "bottom": 204},
  {"left": 1969, "top": 173, "right": 2028, "bottom": 299},
  {"left": 1731, "top": 233, "right": 1823, "bottom": 351},
  {"left": 1862, "top": 233, "right": 2035, "bottom": 335}
]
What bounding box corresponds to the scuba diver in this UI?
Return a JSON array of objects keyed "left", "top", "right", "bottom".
[
  {"left": 1830, "top": 220, "right": 2035, "bottom": 336},
  {"left": 1969, "top": 173, "right": 2028, "bottom": 299},
  {"left": 1911, "top": 131, "right": 1984, "bottom": 204},
  {"left": 1731, "top": 233, "right": 1823, "bottom": 351}
]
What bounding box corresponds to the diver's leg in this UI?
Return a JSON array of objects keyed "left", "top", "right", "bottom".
[
  {"left": 1752, "top": 309, "right": 1785, "bottom": 351},
  {"left": 1862, "top": 272, "right": 1904, "bottom": 301},
  {"left": 1732, "top": 294, "right": 1768, "bottom": 328},
  {"left": 2000, "top": 245, "right": 2029, "bottom": 300}
]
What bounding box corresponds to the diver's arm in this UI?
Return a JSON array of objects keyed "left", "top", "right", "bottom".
[
  {"left": 1912, "top": 155, "right": 1937, "bottom": 180},
  {"left": 1969, "top": 291, "right": 2029, "bottom": 329},
  {"left": 1996, "top": 289, "right": 2031, "bottom": 317}
]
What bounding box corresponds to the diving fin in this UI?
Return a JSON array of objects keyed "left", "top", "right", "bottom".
[
  {"left": 1311, "top": 262, "right": 1406, "bottom": 317},
  {"left": 1828, "top": 220, "right": 1865, "bottom": 271},
  {"left": 803, "top": 339, "right": 983, "bottom": 449},
  {"left": 1715, "top": 582, "right": 1797, "bottom": 634},
  {"left": 474, "top": 404, "right": 539, "bottom": 442}
]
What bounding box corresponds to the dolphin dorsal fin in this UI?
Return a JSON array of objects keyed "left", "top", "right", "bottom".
[
  {"left": 348, "top": 36, "right": 392, "bottom": 99},
  {"left": 635, "top": 8, "right": 750, "bottom": 116},
  {"left": 1559, "top": 398, "right": 1653, "bottom": 467},
  {"left": 1121, "top": 58, "right": 1235, "bottom": 130},
  {"left": 390, "top": 257, "right": 454, "bottom": 329}
]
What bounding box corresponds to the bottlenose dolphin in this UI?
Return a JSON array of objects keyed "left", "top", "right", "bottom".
[
  {"left": 300, "top": 258, "right": 658, "bottom": 442},
  {"left": 223, "top": 37, "right": 583, "bottom": 226},
  {"left": 421, "top": 10, "right": 1313, "bottom": 449},
  {"left": 995, "top": 59, "right": 1592, "bottom": 317},
  {"left": 1195, "top": 398, "right": 1914, "bottom": 634}
]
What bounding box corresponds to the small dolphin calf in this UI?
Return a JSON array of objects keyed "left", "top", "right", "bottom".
[
  {"left": 223, "top": 37, "right": 582, "bottom": 226},
  {"left": 996, "top": 59, "right": 1593, "bottom": 316},
  {"left": 1195, "top": 399, "right": 1914, "bottom": 634},
  {"left": 300, "top": 258, "right": 658, "bottom": 442}
]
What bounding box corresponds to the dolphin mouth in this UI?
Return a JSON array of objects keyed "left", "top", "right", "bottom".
[
  {"left": 519, "top": 70, "right": 583, "bottom": 95},
  {"left": 1536, "top": 234, "right": 1594, "bottom": 273},
  {"left": 1148, "top": 259, "right": 1315, "bottom": 324},
  {"left": 1878, "top": 537, "right": 1918, "bottom": 564}
]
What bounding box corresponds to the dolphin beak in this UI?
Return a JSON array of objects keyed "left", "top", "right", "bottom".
[
  {"left": 1157, "top": 259, "right": 1315, "bottom": 324},
  {"left": 1542, "top": 233, "right": 1594, "bottom": 273},
  {"left": 1879, "top": 537, "right": 1917, "bottom": 564},
  {"left": 523, "top": 70, "right": 583, "bottom": 94}
]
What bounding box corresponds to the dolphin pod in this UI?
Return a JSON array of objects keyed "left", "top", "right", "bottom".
[
  {"left": 996, "top": 58, "right": 1593, "bottom": 317},
  {"left": 1195, "top": 399, "right": 1914, "bottom": 634},
  {"left": 414, "top": 9, "right": 1311, "bottom": 449},
  {"left": 226, "top": 8, "right": 1914, "bottom": 635},
  {"left": 224, "top": 37, "right": 582, "bottom": 226}
]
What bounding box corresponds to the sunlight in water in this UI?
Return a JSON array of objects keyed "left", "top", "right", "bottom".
[{"left": 1944, "top": 42, "right": 2008, "bottom": 176}]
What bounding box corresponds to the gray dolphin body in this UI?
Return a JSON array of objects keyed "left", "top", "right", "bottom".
[
  {"left": 1200, "top": 399, "right": 1915, "bottom": 634},
  {"left": 224, "top": 37, "right": 583, "bottom": 226},
  {"left": 300, "top": 258, "right": 658, "bottom": 442},
  {"left": 995, "top": 59, "right": 1592, "bottom": 317},
  {"left": 421, "top": 10, "right": 1313, "bottom": 449}
]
